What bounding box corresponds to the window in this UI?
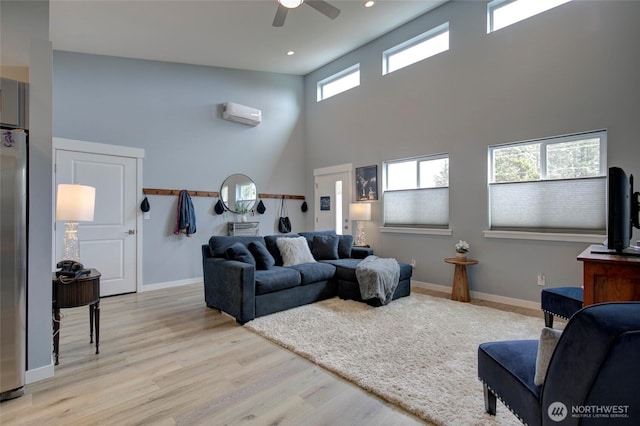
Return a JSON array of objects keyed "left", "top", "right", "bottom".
[
  {"left": 383, "top": 154, "right": 449, "bottom": 228},
  {"left": 317, "top": 64, "right": 360, "bottom": 102},
  {"left": 488, "top": 130, "right": 607, "bottom": 233},
  {"left": 488, "top": 0, "right": 572, "bottom": 33},
  {"left": 237, "top": 182, "right": 256, "bottom": 202},
  {"left": 383, "top": 23, "right": 449, "bottom": 75}
]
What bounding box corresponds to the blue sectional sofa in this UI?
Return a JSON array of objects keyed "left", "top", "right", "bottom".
[{"left": 202, "top": 231, "right": 412, "bottom": 324}]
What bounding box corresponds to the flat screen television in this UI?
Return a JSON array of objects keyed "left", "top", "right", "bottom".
[{"left": 593, "top": 166, "right": 640, "bottom": 256}]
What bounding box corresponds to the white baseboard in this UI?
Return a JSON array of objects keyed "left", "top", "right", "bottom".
[
  {"left": 26, "top": 361, "right": 54, "bottom": 384},
  {"left": 143, "top": 277, "right": 540, "bottom": 310},
  {"left": 412, "top": 280, "right": 540, "bottom": 311},
  {"left": 142, "top": 277, "right": 202, "bottom": 292}
]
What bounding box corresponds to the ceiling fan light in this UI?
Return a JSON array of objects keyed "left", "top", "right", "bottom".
[{"left": 278, "top": 0, "right": 303, "bottom": 9}]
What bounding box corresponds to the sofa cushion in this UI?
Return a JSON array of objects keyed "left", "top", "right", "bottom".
[
  {"left": 312, "top": 235, "right": 339, "bottom": 260},
  {"left": 288, "top": 262, "right": 337, "bottom": 285},
  {"left": 277, "top": 236, "right": 317, "bottom": 266},
  {"left": 264, "top": 234, "right": 299, "bottom": 266},
  {"left": 338, "top": 234, "right": 354, "bottom": 258},
  {"left": 225, "top": 242, "right": 256, "bottom": 266},
  {"left": 254, "top": 267, "right": 302, "bottom": 295},
  {"left": 323, "top": 258, "right": 362, "bottom": 281},
  {"left": 248, "top": 241, "right": 275, "bottom": 270},
  {"left": 209, "top": 236, "right": 265, "bottom": 258},
  {"left": 326, "top": 258, "right": 412, "bottom": 282},
  {"left": 299, "top": 230, "right": 336, "bottom": 249},
  {"left": 534, "top": 327, "right": 562, "bottom": 386}
]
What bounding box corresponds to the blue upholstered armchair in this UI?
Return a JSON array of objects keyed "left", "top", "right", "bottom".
[{"left": 478, "top": 302, "right": 640, "bottom": 425}]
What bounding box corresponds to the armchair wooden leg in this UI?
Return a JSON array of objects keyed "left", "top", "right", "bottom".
[
  {"left": 484, "top": 384, "right": 497, "bottom": 415},
  {"left": 544, "top": 312, "right": 554, "bottom": 328}
]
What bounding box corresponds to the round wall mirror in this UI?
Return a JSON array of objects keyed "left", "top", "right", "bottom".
[{"left": 220, "top": 174, "right": 257, "bottom": 214}]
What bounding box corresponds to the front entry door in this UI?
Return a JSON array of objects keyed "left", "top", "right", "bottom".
[
  {"left": 314, "top": 164, "right": 352, "bottom": 234},
  {"left": 54, "top": 141, "right": 141, "bottom": 296}
]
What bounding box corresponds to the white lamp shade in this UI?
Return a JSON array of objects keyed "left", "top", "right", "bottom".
[
  {"left": 56, "top": 184, "right": 96, "bottom": 221},
  {"left": 349, "top": 203, "right": 371, "bottom": 221},
  {"left": 278, "top": 0, "right": 303, "bottom": 8}
]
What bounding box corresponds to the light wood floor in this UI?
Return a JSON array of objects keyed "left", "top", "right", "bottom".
[{"left": 0, "top": 284, "right": 545, "bottom": 426}]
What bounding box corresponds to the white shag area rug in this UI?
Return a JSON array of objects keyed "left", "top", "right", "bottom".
[{"left": 245, "top": 293, "right": 543, "bottom": 426}]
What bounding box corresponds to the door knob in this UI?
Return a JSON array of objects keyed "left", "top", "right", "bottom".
[{"left": 127, "top": 229, "right": 135, "bottom": 235}]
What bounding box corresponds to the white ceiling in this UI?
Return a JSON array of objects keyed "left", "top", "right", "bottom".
[{"left": 50, "top": 0, "right": 448, "bottom": 76}]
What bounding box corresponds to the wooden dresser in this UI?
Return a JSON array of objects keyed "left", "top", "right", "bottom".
[{"left": 577, "top": 245, "right": 640, "bottom": 306}]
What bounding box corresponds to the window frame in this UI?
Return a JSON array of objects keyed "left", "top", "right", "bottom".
[
  {"left": 487, "top": 0, "right": 572, "bottom": 33},
  {"left": 382, "top": 22, "right": 449, "bottom": 76},
  {"left": 488, "top": 130, "right": 607, "bottom": 183},
  {"left": 316, "top": 64, "right": 360, "bottom": 102},
  {"left": 382, "top": 153, "right": 451, "bottom": 233},
  {"left": 486, "top": 129, "right": 607, "bottom": 240}
]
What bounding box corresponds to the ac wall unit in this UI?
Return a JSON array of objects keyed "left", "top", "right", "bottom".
[{"left": 222, "top": 102, "right": 262, "bottom": 126}]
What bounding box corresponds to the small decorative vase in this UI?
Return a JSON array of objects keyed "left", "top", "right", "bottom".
[
  {"left": 239, "top": 213, "right": 247, "bottom": 222},
  {"left": 455, "top": 252, "right": 467, "bottom": 260}
]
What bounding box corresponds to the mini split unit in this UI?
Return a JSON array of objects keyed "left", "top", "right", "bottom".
[{"left": 221, "top": 102, "right": 262, "bottom": 126}]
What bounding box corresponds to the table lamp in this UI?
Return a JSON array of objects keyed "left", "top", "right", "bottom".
[
  {"left": 349, "top": 203, "right": 371, "bottom": 246},
  {"left": 56, "top": 184, "right": 96, "bottom": 262}
]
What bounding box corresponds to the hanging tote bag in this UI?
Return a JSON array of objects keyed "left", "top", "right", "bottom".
[
  {"left": 256, "top": 199, "right": 266, "bottom": 214},
  {"left": 278, "top": 196, "right": 292, "bottom": 233}
]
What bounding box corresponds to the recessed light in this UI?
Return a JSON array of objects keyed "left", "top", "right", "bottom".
[
  {"left": 364, "top": 0, "right": 375, "bottom": 8},
  {"left": 286, "top": 50, "right": 295, "bottom": 56}
]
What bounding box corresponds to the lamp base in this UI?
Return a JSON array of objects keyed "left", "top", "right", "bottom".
[
  {"left": 62, "top": 221, "right": 81, "bottom": 262},
  {"left": 355, "top": 220, "right": 367, "bottom": 247}
]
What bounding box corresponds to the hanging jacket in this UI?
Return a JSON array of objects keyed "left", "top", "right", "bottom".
[{"left": 174, "top": 190, "right": 196, "bottom": 236}]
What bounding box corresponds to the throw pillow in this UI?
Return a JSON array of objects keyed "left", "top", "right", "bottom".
[
  {"left": 534, "top": 327, "right": 562, "bottom": 386},
  {"left": 277, "top": 236, "right": 316, "bottom": 267},
  {"left": 338, "top": 234, "right": 354, "bottom": 258},
  {"left": 225, "top": 242, "right": 256, "bottom": 266},
  {"left": 312, "top": 235, "right": 339, "bottom": 260},
  {"left": 248, "top": 241, "right": 275, "bottom": 270}
]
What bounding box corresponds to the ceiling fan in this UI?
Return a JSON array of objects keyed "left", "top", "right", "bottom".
[{"left": 273, "top": 0, "right": 341, "bottom": 27}]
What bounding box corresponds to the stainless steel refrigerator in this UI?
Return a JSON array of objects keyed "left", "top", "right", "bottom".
[{"left": 0, "top": 128, "right": 27, "bottom": 401}]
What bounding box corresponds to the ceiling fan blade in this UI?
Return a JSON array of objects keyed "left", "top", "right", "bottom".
[
  {"left": 272, "top": 4, "right": 289, "bottom": 27},
  {"left": 306, "top": 0, "right": 340, "bottom": 20}
]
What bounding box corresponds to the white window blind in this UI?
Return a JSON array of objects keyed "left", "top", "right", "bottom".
[
  {"left": 489, "top": 177, "right": 606, "bottom": 232},
  {"left": 384, "top": 188, "right": 449, "bottom": 227}
]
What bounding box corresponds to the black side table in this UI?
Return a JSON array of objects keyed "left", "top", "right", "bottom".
[{"left": 52, "top": 269, "right": 101, "bottom": 365}]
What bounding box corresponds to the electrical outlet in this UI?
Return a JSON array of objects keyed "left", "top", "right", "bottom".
[
  {"left": 410, "top": 258, "right": 416, "bottom": 268},
  {"left": 537, "top": 274, "right": 546, "bottom": 286}
]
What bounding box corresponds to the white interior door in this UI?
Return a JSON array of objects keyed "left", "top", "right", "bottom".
[
  {"left": 314, "top": 164, "right": 352, "bottom": 234},
  {"left": 55, "top": 148, "right": 138, "bottom": 296}
]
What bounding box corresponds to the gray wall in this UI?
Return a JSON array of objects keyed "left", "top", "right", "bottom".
[
  {"left": 53, "top": 52, "right": 306, "bottom": 286},
  {"left": 304, "top": 1, "right": 640, "bottom": 302}
]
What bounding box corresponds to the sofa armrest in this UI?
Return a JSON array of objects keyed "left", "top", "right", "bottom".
[
  {"left": 203, "top": 257, "right": 256, "bottom": 324},
  {"left": 351, "top": 246, "right": 374, "bottom": 259}
]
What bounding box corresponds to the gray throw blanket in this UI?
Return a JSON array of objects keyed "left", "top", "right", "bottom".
[{"left": 355, "top": 255, "right": 400, "bottom": 305}]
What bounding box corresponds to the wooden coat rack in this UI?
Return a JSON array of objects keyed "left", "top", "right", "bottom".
[{"left": 142, "top": 188, "right": 305, "bottom": 200}]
